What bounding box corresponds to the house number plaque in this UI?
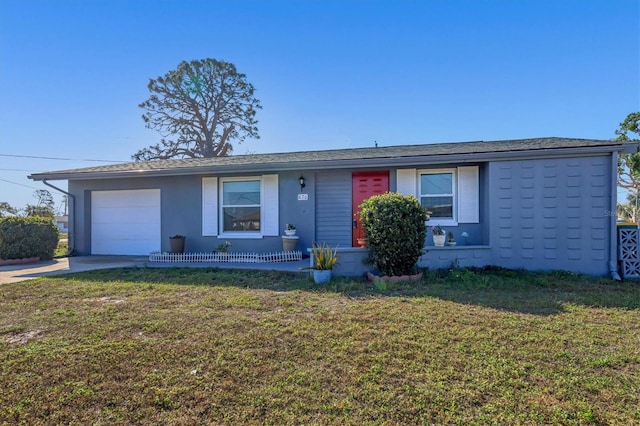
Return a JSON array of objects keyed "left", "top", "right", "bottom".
[{"left": 297, "top": 193, "right": 309, "bottom": 201}]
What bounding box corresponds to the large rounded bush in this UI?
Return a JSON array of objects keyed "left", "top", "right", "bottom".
[
  {"left": 360, "top": 192, "right": 429, "bottom": 276},
  {"left": 0, "top": 216, "right": 59, "bottom": 260}
]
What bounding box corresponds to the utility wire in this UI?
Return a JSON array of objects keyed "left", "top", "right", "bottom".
[
  {"left": 0, "top": 178, "right": 41, "bottom": 190},
  {"left": 0, "top": 153, "right": 126, "bottom": 163}
]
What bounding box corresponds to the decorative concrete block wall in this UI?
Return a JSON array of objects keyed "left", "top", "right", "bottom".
[
  {"left": 489, "top": 156, "right": 611, "bottom": 276},
  {"left": 618, "top": 227, "right": 640, "bottom": 279}
]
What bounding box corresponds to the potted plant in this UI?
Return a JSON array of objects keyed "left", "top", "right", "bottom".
[
  {"left": 360, "top": 193, "right": 429, "bottom": 277},
  {"left": 215, "top": 241, "right": 232, "bottom": 252},
  {"left": 447, "top": 231, "right": 456, "bottom": 246},
  {"left": 213, "top": 241, "right": 232, "bottom": 260},
  {"left": 284, "top": 223, "right": 297, "bottom": 236},
  {"left": 431, "top": 225, "right": 445, "bottom": 247},
  {"left": 169, "top": 234, "right": 186, "bottom": 253},
  {"left": 282, "top": 235, "right": 298, "bottom": 252},
  {"left": 306, "top": 242, "right": 338, "bottom": 284}
]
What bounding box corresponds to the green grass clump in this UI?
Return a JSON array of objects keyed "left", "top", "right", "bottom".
[{"left": 0, "top": 267, "right": 638, "bottom": 424}]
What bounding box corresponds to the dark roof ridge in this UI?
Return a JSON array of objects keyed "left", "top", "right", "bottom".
[
  {"left": 153, "top": 136, "right": 613, "bottom": 162},
  {"left": 29, "top": 136, "right": 626, "bottom": 181}
]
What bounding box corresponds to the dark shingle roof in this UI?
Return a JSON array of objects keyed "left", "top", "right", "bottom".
[{"left": 29, "top": 137, "right": 630, "bottom": 181}]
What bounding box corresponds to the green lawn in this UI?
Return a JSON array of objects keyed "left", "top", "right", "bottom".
[
  {"left": 1, "top": 267, "right": 639, "bottom": 425},
  {"left": 54, "top": 233, "right": 69, "bottom": 258}
]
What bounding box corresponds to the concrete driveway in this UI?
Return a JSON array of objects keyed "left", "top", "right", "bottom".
[{"left": 0, "top": 256, "right": 148, "bottom": 284}]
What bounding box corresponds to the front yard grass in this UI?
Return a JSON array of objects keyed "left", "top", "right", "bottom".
[
  {"left": 1, "top": 267, "right": 639, "bottom": 425},
  {"left": 53, "top": 233, "right": 68, "bottom": 258}
]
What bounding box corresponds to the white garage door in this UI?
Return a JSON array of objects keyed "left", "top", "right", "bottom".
[{"left": 91, "top": 189, "right": 161, "bottom": 255}]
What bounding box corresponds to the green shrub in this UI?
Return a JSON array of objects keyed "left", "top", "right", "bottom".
[
  {"left": 0, "top": 216, "right": 59, "bottom": 260},
  {"left": 360, "top": 192, "right": 429, "bottom": 276}
]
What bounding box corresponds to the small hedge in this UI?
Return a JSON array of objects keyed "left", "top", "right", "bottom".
[
  {"left": 0, "top": 216, "right": 59, "bottom": 261},
  {"left": 360, "top": 192, "right": 429, "bottom": 276}
]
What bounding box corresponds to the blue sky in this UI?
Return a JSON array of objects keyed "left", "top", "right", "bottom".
[{"left": 1, "top": 0, "right": 638, "bottom": 211}]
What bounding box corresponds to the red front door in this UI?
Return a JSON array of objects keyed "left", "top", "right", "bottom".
[{"left": 352, "top": 171, "right": 389, "bottom": 247}]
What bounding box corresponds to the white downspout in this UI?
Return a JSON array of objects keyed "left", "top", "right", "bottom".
[
  {"left": 610, "top": 151, "right": 621, "bottom": 280},
  {"left": 42, "top": 180, "right": 75, "bottom": 254}
]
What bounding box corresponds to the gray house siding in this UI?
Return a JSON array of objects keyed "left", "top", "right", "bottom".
[
  {"left": 70, "top": 171, "right": 311, "bottom": 255},
  {"left": 487, "top": 154, "right": 612, "bottom": 275},
  {"left": 278, "top": 170, "right": 315, "bottom": 252},
  {"left": 414, "top": 163, "right": 492, "bottom": 270},
  {"left": 315, "top": 171, "right": 352, "bottom": 247},
  {"left": 40, "top": 138, "right": 631, "bottom": 277},
  {"left": 418, "top": 246, "right": 493, "bottom": 270},
  {"left": 68, "top": 157, "right": 613, "bottom": 276},
  {"left": 72, "top": 175, "right": 204, "bottom": 254},
  {"left": 415, "top": 163, "right": 488, "bottom": 246}
]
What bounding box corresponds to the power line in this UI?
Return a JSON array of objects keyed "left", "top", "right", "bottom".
[
  {"left": 0, "top": 153, "right": 126, "bottom": 163},
  {"left": 0, "top": 178, "right": 41, "bottom": 190}
]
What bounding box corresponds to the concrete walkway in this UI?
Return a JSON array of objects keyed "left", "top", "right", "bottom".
[
  {"left": 0, "top": 256, "right": 148, "bottom": 284},
  {"left": 0, "top": 256, "right": 310, "bottom": 284}
]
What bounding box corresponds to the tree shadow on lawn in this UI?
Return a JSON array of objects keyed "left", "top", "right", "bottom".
[
  {"left": 398, "top": 267, "right": 640, "bottom": 315},
  {"left": 56, "top": 266, "right": 640, "bottom": 316}
]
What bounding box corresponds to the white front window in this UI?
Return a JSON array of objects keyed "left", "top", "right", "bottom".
[
  {"left": 202, "top": 174, "right": 279, "bottom": 238},
  {"left": 397, "top": 166, "right": 479, "bottom": 225},
  {"left": 419, "top": 169, "right": 457, "bottom": 225},
  {"left": 221, "top": 179, "right": 261, "bottom": 232}
]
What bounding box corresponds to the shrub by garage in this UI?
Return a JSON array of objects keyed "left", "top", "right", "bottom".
[{"left": 0, "top": 216, "right": 60, "bottom": 261}]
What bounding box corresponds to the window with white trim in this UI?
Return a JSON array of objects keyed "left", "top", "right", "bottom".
[
  {"left": 419, "top": 169, "right": 456, "bottom": 222},
  {"left": 202, "top": 174, "right": 279, "bottom": 238},
  {"left": 221, "top": 178, "right": 261, "bottom": 232},
  {"left": 396, "top": 166, "right": 479, "bottom": 225}
]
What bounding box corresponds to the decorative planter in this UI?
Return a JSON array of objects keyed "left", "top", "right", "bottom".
[
  {"left": 169, "top": 236, "right": 186, "bottom": 253},
  {"left": 433, "top": 234, "right": 445, "bottom": 247},
  {"left": 313, "top": 270, "right": 332, "bottom": 284},
  {"left": 282, "top": 236, "right": 299, "bottom": 251},
  {"left": 284, "top": 229, "right": 296, "bottom": 236},
  {"left": 447, "top": 241, "right": 456, "bottom": 246}
]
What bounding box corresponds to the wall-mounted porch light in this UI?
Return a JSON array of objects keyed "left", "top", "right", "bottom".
[{"left": 299, "top": 175, "right": 306, "bottom": 192}]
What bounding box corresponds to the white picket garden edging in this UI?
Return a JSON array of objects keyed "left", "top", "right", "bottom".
[{"left": 148, "top": 251, "right": 303, "bottom": 264}]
